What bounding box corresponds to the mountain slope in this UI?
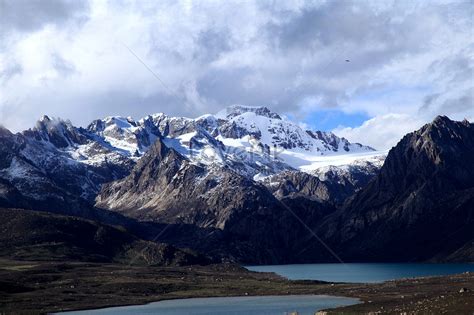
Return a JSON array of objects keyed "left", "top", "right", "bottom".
[
  {"left": 317, "top": 116, "right": 474, "bottom": 262},
  {"left": 0, "top": 208, "right": 209, "bottom": 266},
  {"left": 96, "top": 136, "right": 338, "bottom": 263},
  {"left": 262, "top": 168, "right": 380, "bottom": 205},
  {"left": 0, "top": 117, "right": 135, "bottom": 210}
]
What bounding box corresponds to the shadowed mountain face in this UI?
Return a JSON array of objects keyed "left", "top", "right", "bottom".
[
  {"left": 316, "top": 116, "right": 474, "bottom": 262},
  {"left": 262, "top": 170, "right": 367, "bottom": 205},
  {"left": 0, "top": 208, "right": 210, "bottom": 266}
]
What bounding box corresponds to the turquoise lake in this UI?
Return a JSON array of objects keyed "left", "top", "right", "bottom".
[
  {"left": 246, "top": 263, "right": 474, "bottom": 283},
  {"left": 56, "top": 295, "right": 360, "bottom": 315},
  {"left": 56, "top": 263, "right": 474, "bottom": 314}
]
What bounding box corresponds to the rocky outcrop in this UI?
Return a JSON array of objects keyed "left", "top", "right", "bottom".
[
  {"left": 262, "top": 157, "right": 384, "bottom": 206},
  {"left": 263, "top": 170, "right": 364, "bottom": 204},
  {"left": 219, "top": 105, "right": 282, "bottom": 120},
  {"left": 307, "top": 130, "right": 372, "bottom": 152}
]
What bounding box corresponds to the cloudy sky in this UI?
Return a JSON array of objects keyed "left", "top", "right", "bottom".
[{"left": 0, "top": 0, "right": 472, "bottom": 149}]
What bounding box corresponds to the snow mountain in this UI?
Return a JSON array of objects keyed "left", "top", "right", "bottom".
[
  {"left": 0, "top": 105, "right": 385, "bottom": 213},
  {"left": 85, "top": 105, "right": 383, "bottom": 179}
]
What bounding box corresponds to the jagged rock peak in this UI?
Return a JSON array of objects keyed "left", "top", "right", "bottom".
[
  {"left": 433, "top": 115, "right": 452, "bottom": 123},
  {"left": 432, "top": 115, "right": 472, "bottom": 126},
  {"left": 87, "top": 116, "right": 137, "bottom": 133},
  {"left": 35, "top": 115, "right": 73, "bottom": 129},
  {"left": 217, "top": 105, "right": 282, "bottom": 120},
  {"left": 415, "top": 115, "right": 473, "bottom": 142},
  {"left": 27, "top": 115, "right": 86, "bottom": 148},
  {"left": 0, "top": 125, "right": 12, "bottom": 137},
  {"left": 423, "top": 115, "right": 471, "bottom": 132},
  {"left": 39, "top": 115, "right": 51, "bottom": 122},
  {"left": 430, "top": 115, "right": 458, "bottom": 129}
]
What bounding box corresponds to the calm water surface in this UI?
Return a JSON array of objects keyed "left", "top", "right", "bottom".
[
  {"left": 56, "top": 263, "right": 474, "bottom": 314},
  {"left": 246, "top": 263, "right": 474, "bottom": 283},
  {"left": 56, "top": 295, "right": 360, "bottom": 315}
]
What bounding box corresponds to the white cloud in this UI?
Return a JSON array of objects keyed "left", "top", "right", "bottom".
[
  {"left": 333, "top": 114, "right": 427, "bottom": 150},
  {"left": 0, "top": 0, "right": 472, "bottom": 136}
]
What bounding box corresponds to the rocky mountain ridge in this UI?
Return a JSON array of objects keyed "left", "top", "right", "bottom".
[{"left": 0, "top": 105, "right": 383, "bottom": 211}]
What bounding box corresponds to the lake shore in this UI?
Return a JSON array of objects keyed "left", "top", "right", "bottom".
[{"left": 1, "top": 259, "right": 473, "bottom": 314}]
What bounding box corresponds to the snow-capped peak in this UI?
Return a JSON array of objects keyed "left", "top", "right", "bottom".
[
  {"left": 216, "top": 105, "right": 282, "bottom": 120},
  {"left": 103, "top": 116, "right": 137, "bottom": 129},
  {"left": 80, "top": 107, "right": 381, "bottom": 178},
  {"left": 2, "top": 107, "right": 388, "bottom": 206},
  {"left": 28, "top": 115, "right": 85, "bottom": 149},
  {"left": 86, "top": 115, "right": 161, "bottom": 157},
  {"left": 18, "top": 107, "right": 384, "bottom": 185},
  {"left": 39, "top": 115, "right": 52, "bottom": 123},
  {"left": 36, "top": 115, "right": 70, "bottom": 128}
]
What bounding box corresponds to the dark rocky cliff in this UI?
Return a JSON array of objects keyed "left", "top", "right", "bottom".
[{"left": 316, "top": 116, "right": 474, "bottom": 262}]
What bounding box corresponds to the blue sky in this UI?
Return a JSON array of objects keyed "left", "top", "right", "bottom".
[{"left": 294, "top": 110, "right": 371, "bottom": 131}]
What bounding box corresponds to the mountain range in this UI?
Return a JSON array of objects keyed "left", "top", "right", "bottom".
[{"left": 0, "top": 106, "right": 472, "bottom": 264}]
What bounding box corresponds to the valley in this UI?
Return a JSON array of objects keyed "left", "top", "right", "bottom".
[{"left": 1, "top": 259, "right": 474, "bottom": 314}]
